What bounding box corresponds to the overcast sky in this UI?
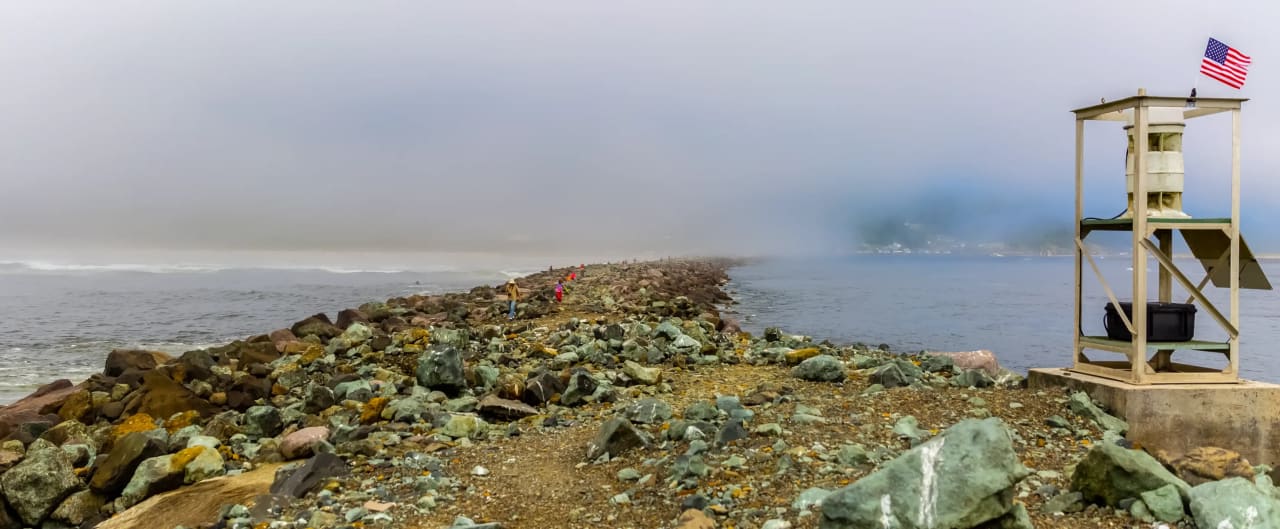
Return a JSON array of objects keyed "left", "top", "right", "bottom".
[{"left": 2, "top": 1, "right": 1278, "bottom": 261}]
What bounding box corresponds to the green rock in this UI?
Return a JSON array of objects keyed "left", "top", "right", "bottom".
[
  {"left": 994, "top": 502, "right": 1034, "bottom": 529},
  {"left": 622, "top": 361, "right": 662, "bottom": 385},
  {"left": 836, "top": 444, "right": 869, "bottom": 467},
  {"left": 819, "top": 418, "right": 1030, "bottom": 529},
  {"left": 184, "top": 446, "right": 225, "bottom": 484},
  {"left": 919, "top": 355, "right": 955, "bottom": 373},
  {"left": 626, "top": 398, "right": 673, "bottom": 424},
  {"left": 1067, "top": 392, "right": 1128, "bottom": 434},
  {"left": 1189, "top": 477, "right": 1280, "bottom": 529},
  {"left": 243, "top": 406, "right": 283, "bottom": 438},
  {"left": 0, "top": 439, "right": 80, "bottom": 526},
  {"left": 950, "top": 369, "right": 994, "bottom": 388},
  {"left": 1040, "top": 491, "right": 1083, "bottom": 514},
  {"left": 116, "top": 454, "right": 184, "bottom": 510},
  {"left": 1140, "top": 483, "right": 1184, "bottom": 522},
  {"left": 1070, "top": 441, "right": 1189, "bottom": 507},
  {"left": 868, "top": 359, "right": 921, "bottom": 388},
  {"left": 683, "top": 401, "right": 719, "bottom": 422},
  {"left": 1129, "top": 499, "right": 1155, "bottom": 523},
  {"left": 892, "top": 416, "right": 927, "bottom": 445},
  {"left": 440, "top": 415, "right": 487, "bottom": 439},
  {"left": 792, "top": 355, "right": 846, "bottom": 382},
  {"left": 793, "top": 487, "right": 834, "bottom": 511},
  {"left": 416, "top": 345, "right": 465, "bottom": 394}
]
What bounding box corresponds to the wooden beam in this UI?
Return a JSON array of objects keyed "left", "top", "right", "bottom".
[
  {"left": 1072, "top": 95, "right": 1245, "bottom": 120},
  {"left": 1184, "top": 107, "right": 1231, "bottom": 119},
  {"left": 1074, "top": 118, "right": 1084, "bottom": 370},
  {"left": 1230, "top": 108, "right": 1242, "bottom": 377},
  {"left": 1132, "top": 105, "right": 1149, "bottom": 385}
]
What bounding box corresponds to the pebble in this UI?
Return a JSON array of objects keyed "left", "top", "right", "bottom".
[{"left": 471, "top": 465, "right": 490, "bottom": 476}]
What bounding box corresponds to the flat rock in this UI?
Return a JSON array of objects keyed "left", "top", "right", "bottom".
[{"left": 477, "top": 395, "right": 538, "bottom": 421}]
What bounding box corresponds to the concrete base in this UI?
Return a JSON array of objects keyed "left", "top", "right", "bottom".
[{"left": 1029, "top": 367, "right": 1280, "bottom": 468}]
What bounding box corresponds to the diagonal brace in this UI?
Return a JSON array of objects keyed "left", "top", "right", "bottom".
[
  {"left": 1076, "top": 238, "right": 1134, "bottom": 336},
  {"left": 1140, "top": 239, "right": 1238, "bottom": 338}
]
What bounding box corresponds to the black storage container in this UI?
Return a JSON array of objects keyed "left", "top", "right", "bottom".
[{"left": 1104, "top": 302, "right": 1196, "bottom": 342}]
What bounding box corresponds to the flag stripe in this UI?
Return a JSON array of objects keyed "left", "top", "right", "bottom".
[{"left": 1202, "top": 60, "right": 1246, "bottom": 82}]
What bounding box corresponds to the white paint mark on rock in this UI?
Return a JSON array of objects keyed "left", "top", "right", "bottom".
[
  {"left": 879, "top": 494, "right": 893, "bottom": 529},
  {"left": 917, "top": 437, "right": 946, "bottom": 528}
]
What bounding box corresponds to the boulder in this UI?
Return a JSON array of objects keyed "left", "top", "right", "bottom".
[
  {"left": 115, "top": 454, "right": 184, "bottom": 510},
  {"left": 174, "top": 349, "right": 216, "bottom": 382},
  {"left": 1070, "top": 441, "right": 1189, "bottom": 507},
  {"left": 280, "top": 427, "right": 330, "bottom": 460},
  {"left": 1067, "top": 392, "right": 1128, "bottom": 434},
  {"left": 625, "top": 398, "right": 673, "bottom": 424},
  {"left": 334, "top": 309, "right": 370, "bottom": 331},
  {"left": 183, "top": 445, "right": 225, "bottom": 484},
  {"left": 868, "top": 360, "right": 921, "bottom": 388},
  {"left": 50, "top": 489, "right": 105, "bottom": 526},
  {"left": 104, "top": 349, "right": 172, "bottom": 377},
  {"left": 1164, "top": 446, "right": 1255, "bottom": 486},
  {"left": 560, "top": 369, "right": 597, "bottom": 407},
  {"left": 0, "top": 379, "right": 79, "bottom": 440},
  {"left": 290, "top": 313, "right": 342, "bottom": 340},
  {"left": 716, "top": 419, "right": 749, "bottom": 446},
  {"left": 270, "top": 453, "right": 349, "bottom": 498},
  {"left": 416, "top": 345, "right": 466, "bottom": 395},
  {"left": 0, "top": 439, "right": 80, "bottom": 526},
  {"left": 243, "top": 406, "right": 283, "bottom": 439},
  {"left": 792, "top": 355, "right": 846, "bottom": 382},
  {"left": 124, "top": 371, "right": 216, "bottom": 419},
  {"left": 1140, "top": 484, "right": 1185, "bottom": 523},
  {"left": 522, "top": 370, "right": 564, "bottom": 406},
  {"left": 90, "top": 432, "right": 166, "bottom": 494},
  {"left": 585, "top": 418, "right": 650, "bottom": 461},
  {"left": 819, "top": 418, "right": 1030, "bottom": 529},
  {"left": 303, "top": 384, "right": 336, "bottom": 414},
  {"left": 919, "top": 354, "right": 956, "bottom": 373},
  {"left": 622, "top": 361, "right": 662, "bottom": 386},
  {"left": 1189, "top": 477, "right": 1280, "bottom": 529},
  {"left": 440, "top": 414, "right": 487, "bottom": 439}
]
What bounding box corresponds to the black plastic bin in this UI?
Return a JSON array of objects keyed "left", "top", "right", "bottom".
[{"left": 1104, "top": 302, "right": 1196, "bottom": 342}]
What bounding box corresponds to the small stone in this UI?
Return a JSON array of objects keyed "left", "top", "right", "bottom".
[
  {"left": 618, "top": 468, "right": 642, "bottom": 481},
  {"left": 471, "top": 465, "right": 490, "bottom": 476}
]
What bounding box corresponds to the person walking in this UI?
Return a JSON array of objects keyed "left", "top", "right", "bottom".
[
  {"left": 554, "top": 279, "right": 565, "bottom": 303},
  {"left": 505, "top": 279, "right": 520, "bottom": 320}
]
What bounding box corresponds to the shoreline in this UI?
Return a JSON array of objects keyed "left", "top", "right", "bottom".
[{"left": 0, "top": 259, "right": 1242, "bottom": 528}]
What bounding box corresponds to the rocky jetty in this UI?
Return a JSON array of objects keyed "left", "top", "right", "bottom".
[{"left": 0, "top": 259, "right": 1268, "bottom": 529}]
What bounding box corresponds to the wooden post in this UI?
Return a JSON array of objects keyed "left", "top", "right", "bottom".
[
  {"left": 1230, "top": 108, "right": 1241, "bottom": 377},
  {"left": 1152, "top": 228, "right": 1174, "bottom": 371},
  {"left": 1074, "top": 118, "right": 1084, "bottom": 369},
  {"left": 1132, "top": 103, "right": 1149, "bottom": 384}
]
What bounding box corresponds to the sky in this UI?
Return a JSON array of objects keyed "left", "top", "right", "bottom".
[{"left": 2, "top": 1, "right": 1279, "bottom": 263}]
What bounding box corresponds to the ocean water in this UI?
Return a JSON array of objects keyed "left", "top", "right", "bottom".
[
  {"left": 727, "top": 255, "right": 1280, "bottom": 382},
  {"left": 2, "top": 255, "right": 1277, "bottom": 405},
  {"left": 0, "top": 262, "right": 522, "bottom": 403}
]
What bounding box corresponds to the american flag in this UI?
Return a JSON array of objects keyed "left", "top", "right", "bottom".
[{"left": 1200, "top": 37, "right": 1251, "bottom": 89}]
